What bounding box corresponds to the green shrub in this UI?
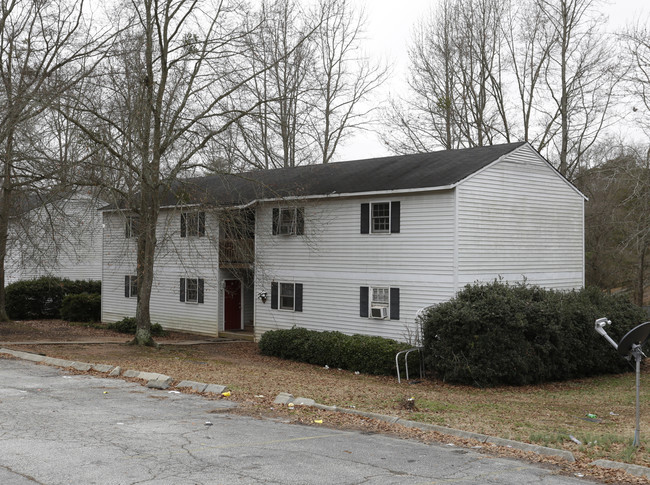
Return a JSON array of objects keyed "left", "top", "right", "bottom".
[
  {"left": 258, "top": 327, "right": 417, "bottom": 376},
  {"left": 5, "top": 277, "right": 101, "bottom": 320},
  {"left": 420, "top": 281, "right": 648, "bottom": 387},
  {"left": 107, "top": 317, "right": 165, "bottom": 337},
  {"left": 60, "top": 293, "right": 101, "bottom": 322}
]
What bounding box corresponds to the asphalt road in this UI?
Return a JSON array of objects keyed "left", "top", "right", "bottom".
[{"left": 0, "top": 358, "right": 592, "bottom": 485}]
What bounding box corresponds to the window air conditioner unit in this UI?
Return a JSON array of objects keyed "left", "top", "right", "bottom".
[{"left": 370, "top": 306, "right": 388, "bottom": 319}]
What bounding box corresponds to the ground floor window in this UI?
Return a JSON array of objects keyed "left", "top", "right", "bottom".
[
  {"left": 180, "top": 277, "right": 205, "bottom": 304},
  {"left": 270, "top": 281, "right": 303, "bottom": 312},
  {"left": 360, "top": 286, "right": 400, "bottom": 320},
  {"left": 124, "top": 275, "right": 137, "bottom": 298}
]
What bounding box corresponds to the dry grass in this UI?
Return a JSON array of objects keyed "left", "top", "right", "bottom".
[{"left": 2, "top": 320, "right": 650, "bottom": 483}]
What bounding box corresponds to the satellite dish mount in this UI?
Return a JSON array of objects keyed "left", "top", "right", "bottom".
[{"left": 595, "top": 317, "right": 650, "bottom": 447}]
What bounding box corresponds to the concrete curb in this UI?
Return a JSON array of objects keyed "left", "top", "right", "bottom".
[
  {"left": 590, "top": 459, "right": 650, "bottom": 479},
  {"left": 293, "top": 395, "right": 579, "bottom": 462},
  {"left": 0, "top": 348, "right": 228, "bottom": 398}
]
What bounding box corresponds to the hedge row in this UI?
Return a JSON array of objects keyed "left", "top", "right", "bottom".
[
  {"left": 421, "top": 282, "right": 648, "bottom": 386},
  {"left": 60, "top": 293, "right": 101, "bottom": 322},
  {"left": 107, "top": 317, "right": 165, "bottom": 337},
  {"left": 258, "top": 327, "right": 417, "bottom": 376},
  {"left": 6, "top": 277, "right": 101, "bottom": 320}
]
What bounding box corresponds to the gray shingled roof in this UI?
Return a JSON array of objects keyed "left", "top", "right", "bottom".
[{"left": 162, "top": 142, "right": 527, "bottom": 207}]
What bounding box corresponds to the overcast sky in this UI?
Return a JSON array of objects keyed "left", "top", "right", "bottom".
[{"left": 337, "top": 0, "right": 649, "bottom": 162}]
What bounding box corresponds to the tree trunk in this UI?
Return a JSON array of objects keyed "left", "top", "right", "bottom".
[
  {"left": 0, "top": 132, "right": 14, "bottom": 322},
  {"left": 637, "top": 243, "right": 647, "bottom": 307}
]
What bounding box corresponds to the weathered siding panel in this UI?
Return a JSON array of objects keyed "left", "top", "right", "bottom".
[
  {"left": 254, "top": 193, "right": 456, "bottom": 342},
  {"left": 5, "top": 197, "right": 103, "bottom": 285},
  {"left": 456, "top": 144, "right": 584, "bottom": 289},
  {"left": 101, "top": 209, "right": 220, "bottom": 336}
]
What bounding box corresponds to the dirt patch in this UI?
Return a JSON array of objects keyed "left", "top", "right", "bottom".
[{"left": 0, "top": 319, "right": 203, "bottom": 342}]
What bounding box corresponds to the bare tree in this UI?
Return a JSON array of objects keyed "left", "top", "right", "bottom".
[
  {"left": 384, "top": 0, "right": 620, "bottom": 181},
  {"left": 0, "top": 0, "right": 108, "bottom": 320},
  {"left": 221, "top": 0, "right": 384, "bottom": 169},
  {"left": 578, "top": 144, "right": 650, "bottom": 304},
  {"left": 65, "top": 0, "right": 315, "bottom": 345},
  {"left": 502, "top": 0, "right": 555, "bottom": 144},
  {"left": 310, "top": 0, "right": 387, "bottom": 164},
  {"left": 383, "top": 0, "right": 509, "bottom": 152},
  {"left": 621, "top": 18, "right": 650, "bottom": 135},
  {"left": 537, "top": 0, "right": 621, "bottom": 179}
]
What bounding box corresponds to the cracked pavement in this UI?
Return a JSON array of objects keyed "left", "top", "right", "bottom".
[{"left": 0, "top": 359, "right": 593, "bottom": 484}]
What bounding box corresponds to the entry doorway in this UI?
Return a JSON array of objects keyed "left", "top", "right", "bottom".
[{"left": 224, "top": 279, "right": 243, "bottom": 330}]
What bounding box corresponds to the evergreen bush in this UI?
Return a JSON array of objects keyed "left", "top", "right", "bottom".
[
  {"left": 420, "top": 281, "right": 648, "bottom": 386},
  {"left": 60, "top": 293, "right": 101, "bottom": 322},
  {"left": 5, "top": 277, "right": 101, "bottom": 320},
  {"left": 258, "top": 327, "right": 416, "bottom": 376},
  {"left": 107, "top": 317, "right": 165, "bottom": 336}
]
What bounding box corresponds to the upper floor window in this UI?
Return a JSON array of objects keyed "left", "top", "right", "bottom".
[
  {"left": 371, "top": 203, "right": 390, "bottom": 233},
  {"left": 125, "top": 216, "right": 139, "bottom": 239},
  {"left": 360, "top": 201, "right": 400, "bottom": 234},
  {"left": 181, "top": 211, "right": 205, "bottom": 238},
  {"left": 272, "top": 207, "right": 304, "bottom": 236}
]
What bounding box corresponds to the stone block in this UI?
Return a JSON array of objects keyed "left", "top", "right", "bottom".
[
  {"left": 91, "top": 364, "right": 114, "bottom": 373},
  {"left": 176, "top": 380, "right": 208, "bottom": 392},
  {"left": 273, "top": 392, "right": 294, "bottom": 404},
  {"left": 71, "top": 362, "right": 92, "bottom": 371},
  {"left": 108, "top": 366, "right": 121, "bottom": 376},
  {"left": 204, "top": 384, "right": 227, "bottom": 394},
  {"left": 147, "top": 379, "right": 170, "bottom": 390}
]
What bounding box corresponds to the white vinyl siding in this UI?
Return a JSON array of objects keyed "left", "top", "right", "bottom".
[
  {"left": 456, "top": 144, "right": 584, "bottom": 290},
  {"left": 254, "top": 192, "right": 456, "bottom": 342},
  {"left": 5, "top": 196, "right": 103, "bottom": 285},
  {"left": 102, "top": 208, "right": 220, "bottom": 336}
]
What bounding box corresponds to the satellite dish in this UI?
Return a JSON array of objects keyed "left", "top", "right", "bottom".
[
  {"left": 595, "top": 318, "right": 650, "bottom": 447},
  {"left": 617, "top": 322, "right": 650, "bottom": 357}
]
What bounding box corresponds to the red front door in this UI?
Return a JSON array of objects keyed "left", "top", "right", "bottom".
[{"left": 224, "top": 280, "right": 242, "bottom": 330}]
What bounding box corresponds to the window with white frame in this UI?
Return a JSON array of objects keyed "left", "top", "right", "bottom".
[
  {"left": 371, "top": 287, "right": 389, "bottom": 308},
  {"left": 181, "top": 211, "right": 205, "bottom": 237},
  {"left": 270, "top": 281, "right": 303, "bottom": 312},
  {"left": 125, "top": 216, "right": 139, "bottom": 238},
  {"left": 360, "top": 285, "right": 399, "bottom": 320},
  {"left": 272, "top": 207, "right": 304, "bottom": 236},
  {"left": 186, "top": 278, "right": 198, "bottom": 303},
  {"left": 371, "top": 203, "right": 390, "bottom": 233},
  {"left": 124, "top": 275, "right": 137, "bottom": 298},
  {"left": 180, "top": 277, "right": 205, "bottom": 304},
  {"left": 279, "top": 283, "right": 295, "bottom": 310}
]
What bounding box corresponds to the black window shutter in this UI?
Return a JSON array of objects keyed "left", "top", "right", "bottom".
[
  {"left": 360, "top": 286, "right": 369, "bottom": 317},
  {"left": 391, "top": 201, "right": 400, "bottom": 234},
  {"left": 180, "top": 278, "right": 186, "bottom": 302},
  {"left": 180, "top": 213, "right": 187, "bottom": 237},
  {"left": 197, "top": 279, "right": 204, "bottom": 304},
  {"left": 271, "top": 282, "right": 278, "bottom": 309},
  {"left": 198, "top": 212, "right": 206, "bottom": 236},
  {"left": 125, "top": 276, "right": 130, "bottom": 298},
  {"left": 272, "top": 208, "right": 280, "bottom": 235},
  {"left": 125, "top": 219, "right": 129, "bottom": 238},
  {"left": 390, "top": 288, "right": 400, "bottom": 320},
  {"left": 360, "top": 203, "right": 370, "bottom": 234},
  {"left": 296, "top": 208, "right": 305, "bottom": 235},
  {"left": 294, "top": 283, "right": 303, "bottom": 312}
]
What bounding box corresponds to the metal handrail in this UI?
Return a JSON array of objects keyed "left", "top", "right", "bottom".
[{"left": 396, "top": 347, "right": 423, "bottom": 383}]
